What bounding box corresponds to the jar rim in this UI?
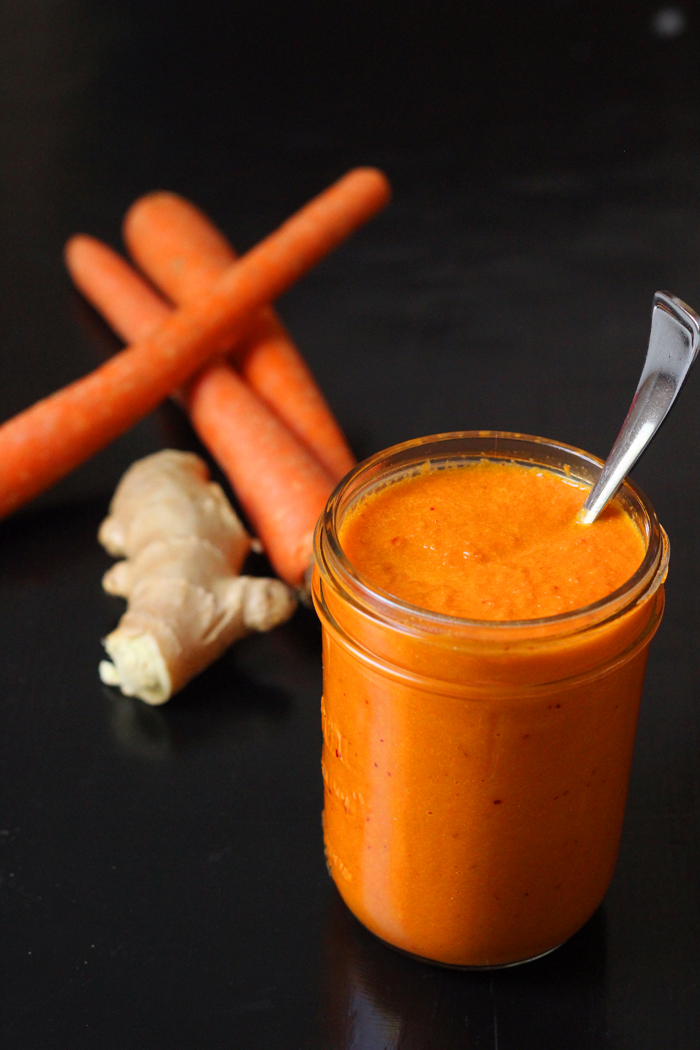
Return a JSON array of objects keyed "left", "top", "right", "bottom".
[{"left": 314, "top": 431, "right": 669, "bottom": 642}]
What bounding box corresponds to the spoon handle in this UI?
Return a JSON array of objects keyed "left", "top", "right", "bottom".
[{"left": 579, "top": 291, "right": 700, "bottom": 525}]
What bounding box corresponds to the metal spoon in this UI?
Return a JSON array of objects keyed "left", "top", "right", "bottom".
[{"left": 579, "top": 291, "right": 700, "bottom": 524}]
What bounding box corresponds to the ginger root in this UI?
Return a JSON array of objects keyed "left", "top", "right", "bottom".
[{"left": 98, "top": 450, "right": 296, "bottom": 704}]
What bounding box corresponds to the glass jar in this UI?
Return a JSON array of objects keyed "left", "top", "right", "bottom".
[{"left": 312, "top": 432, "right": 668, "bottom": 968}]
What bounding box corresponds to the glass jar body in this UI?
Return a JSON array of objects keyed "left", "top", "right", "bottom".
[{"left": 313, "top": 432, "right": 668, "bottom": 968}]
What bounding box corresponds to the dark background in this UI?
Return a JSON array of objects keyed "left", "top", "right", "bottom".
[{"left": 2, "top": 1, "right": 700, "bottom": 1046}]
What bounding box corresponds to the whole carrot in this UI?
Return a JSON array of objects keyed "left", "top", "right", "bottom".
[
  {"left": 64, "top": 233, "right": 337, "bottom": 586},
  {"left": 123, "top": 191, "right": 357, "bottom": 482},
  {"left": 0, "top": 167, "right": 390, "bottom": 520}
]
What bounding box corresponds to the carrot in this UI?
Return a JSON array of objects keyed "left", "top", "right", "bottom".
[
  {"left": 123, "top": 191, "right": 356, "bottom": 481},
  {"left": 64, "top": 235, "right": 172, "bottom": 344},
  {"left": 64, "top": 233, "right": 337, "bottom": 586},
  {"left": 183, "top": 364, "right": 335, "bottom": 587},
  {"left": 0, "top": 167, "right": 390, "bottom": 521},
  {"left": 123, "top": 193, "right": 235, "bottom": 304}
]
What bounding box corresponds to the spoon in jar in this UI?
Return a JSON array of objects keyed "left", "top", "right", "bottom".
[{"left": 579, "top": 290, "right": 700, "bottom": 524}]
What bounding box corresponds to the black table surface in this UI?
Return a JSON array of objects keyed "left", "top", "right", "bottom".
[{"left": 2, "top": 2, "right": 700, "bottom": 1046}]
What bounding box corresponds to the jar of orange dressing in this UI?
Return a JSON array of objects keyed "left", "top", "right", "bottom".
[{"left": 312, "top": 432, "right": 668, "bottom": 968}]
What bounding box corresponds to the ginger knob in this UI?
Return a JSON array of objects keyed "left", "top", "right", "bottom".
[{"left": 98, "top": 450, "right": 296, "bottom": 704}]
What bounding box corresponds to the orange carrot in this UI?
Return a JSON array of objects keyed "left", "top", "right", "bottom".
[
  {"left": 184, "top": 364, "right": 335, "bottom": 586},
  {"left": 0, "top": 167, "right": 390, "bottom": 520},
  {"left": 65, "top": 235, "right": 172, "bottom": 343},
  {"left": 123, "top": 193, "right": 235, "bottom": 304},
  {"left": 64, "top": 233, "right": 337, "bottom": 585},
  {"left": 123, "top": 191, "right": 357, "bottom": 481}
]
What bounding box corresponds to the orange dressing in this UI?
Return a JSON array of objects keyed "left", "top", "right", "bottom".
[
  {"left": 315, "top": 449, "right": 665, "bottom": 967},
  {"left": 340, "top": 461, "right": 645, "bottom": 621}
]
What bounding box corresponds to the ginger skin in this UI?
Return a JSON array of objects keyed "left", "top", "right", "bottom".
[{"left": 98, "top": 450, "right": 296, "bottom": 704}]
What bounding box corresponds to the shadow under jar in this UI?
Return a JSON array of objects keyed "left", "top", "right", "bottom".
[{"left": 312, "top": 432, "right": 668, "bottom": 968}]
